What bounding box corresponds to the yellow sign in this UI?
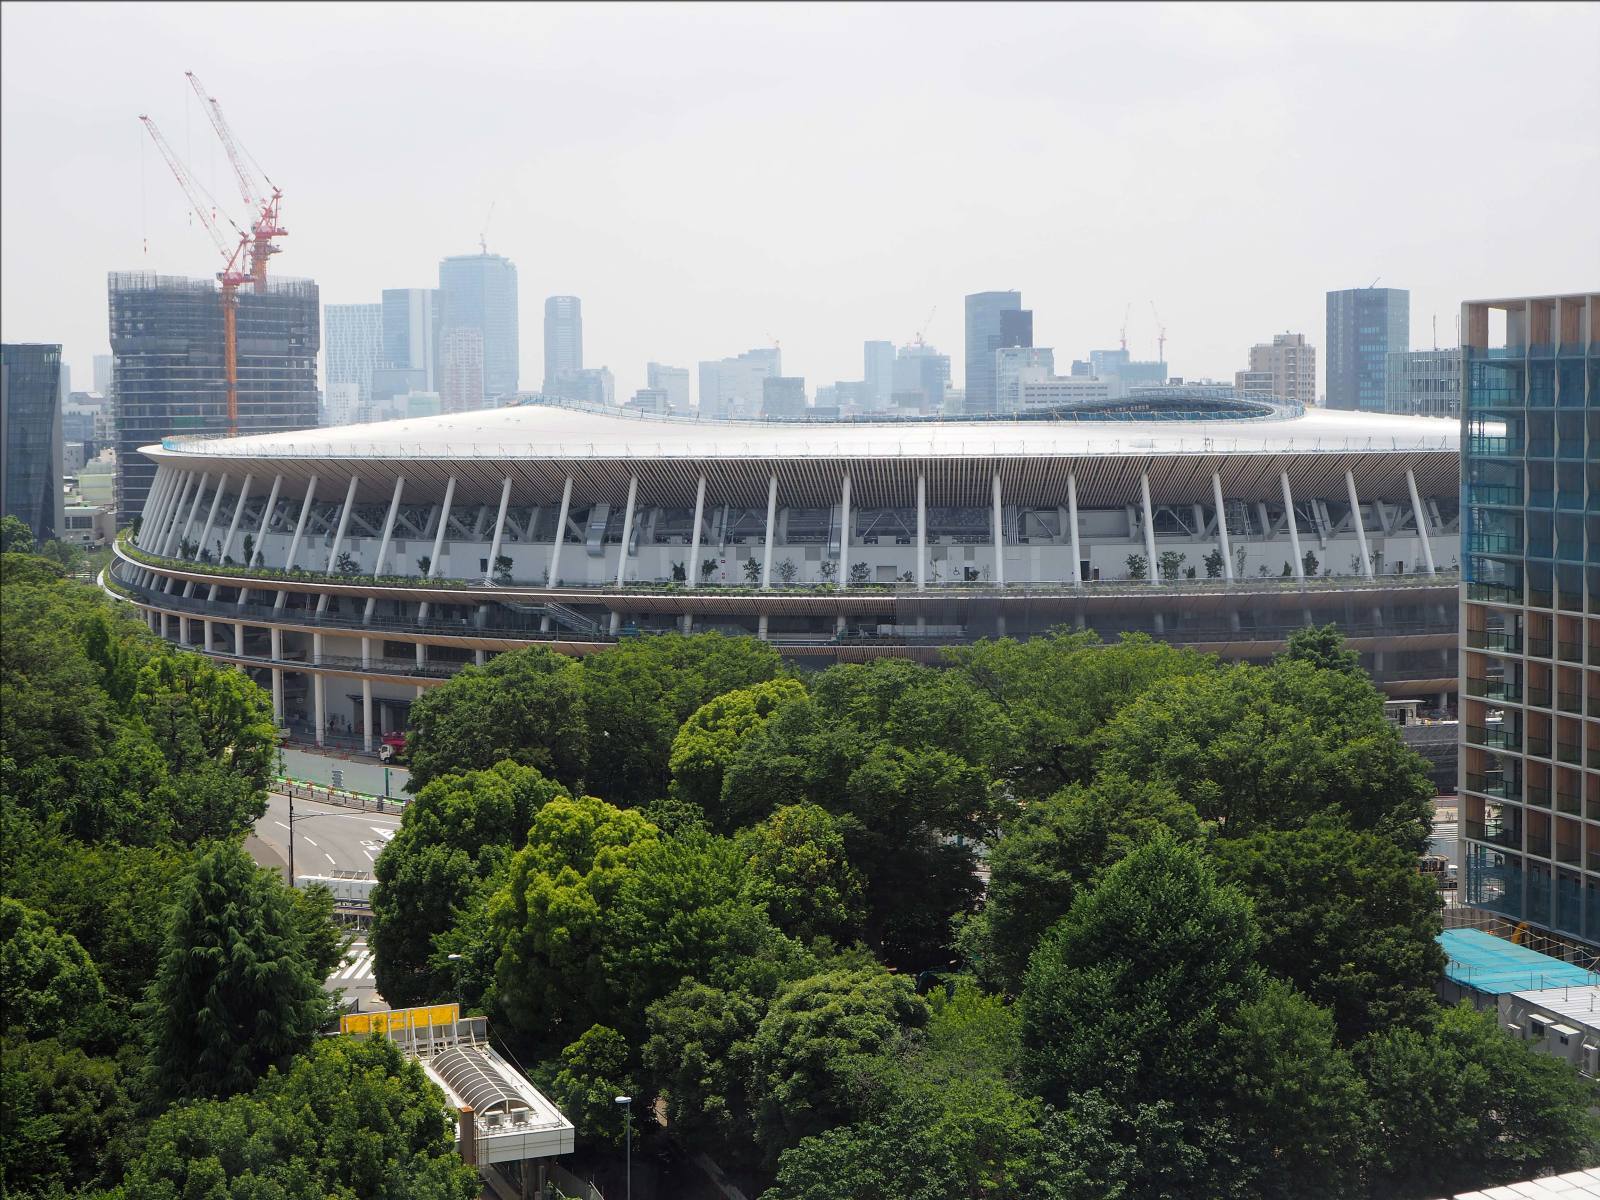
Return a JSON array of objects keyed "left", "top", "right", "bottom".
[{"left": 341, "top": 1002, "right": 460, "bottom": 1036}]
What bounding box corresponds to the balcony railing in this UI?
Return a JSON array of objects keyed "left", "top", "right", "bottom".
[
  {"left": 1556, "top": 741, "right": 1582, "bottom": 765},
  {"left": 1525, "top": 785, "right": 1551, "bottom": 808},
  {"left": 1556, "top": 792, "right": 1583, "bottom": 816},
  {"left": 1556, "top": 691, "right": 1582, "bottom": 713},
  {"left": 1466, "top": 677, "right": 1522, "bottom": 703},
  {"left": 1526, "top": 685, "right": 1552, "bottom": 707},
  {"left": 1466, "top": 629, "right": 1523, "bottom": 653},
  {"left": 1464, "top": 820, "right": 1521, "bottom": 851},
  {"left": 1465, "top": 772, "right": 1516, "bottom": 800},
  {"left": 1466, "top": 725, "right": 1520, "bottom": 752},
  {"left": 1527, "top": 637, "right": 1553, "bottom": 657},
  {"left": 1526, "top": 734, "right": 1552, "bottom": 757},
  {"left": 1558, "top": 640, "right": 1582, "bottom": 662}
]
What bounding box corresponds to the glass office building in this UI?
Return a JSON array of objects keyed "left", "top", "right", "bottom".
[
  {"left": 1326, "top": 287, "right": 1410, "bottom": 412},
  {"left": 0, "top": 343, "right": 65, "bottom": 542},
  {"left": 1459, "top": 292, "right": 1600, "bottom": 944}
]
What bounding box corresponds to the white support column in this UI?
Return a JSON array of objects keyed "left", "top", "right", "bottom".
[
  {"left": 547, "top": 476, "right": 573, "bottom": 590},
  {"left": 1406, "top": 468, "right": 1437, "bottom": 576},
  {"left": 271, "top": 669, "right": 284, "bottom": 725},
  {"left": 486, "top": 476, "right": 514, "bottom": 584},
  {"left": 991, "top": 471, "right": 1005, "bottom": 586},
  {"left": 145, "top": 468, "right": 181, "bottom": 550},
  {"left": 1280, "top": 472, "right": 1305, "bottom": 581},
  {"left": 160, "top": 472, "right": 196, "bottom": 556},
  {"left": 915, "top": 472, "right": 927, "bottom": 590},
  {"left": 196, "top": 472, "right": 229, "bottom": 565},
  {"left": 201, "top": 618, "right": 212, "bottom": 650},
  {"left": 313, "top": 632, "right": 324, "bottom": 665},
  {"left": 276, "top": 476, "right": 319, "bottom": 610},
  {"left": 1067, "top": 472, "right": 1083, "bottom": 587},
  {"left": 1139, "top": 471, "right": 1159, "bottom": 585},
  {"left": 177, "top": 472, "right": 212, "bottom": 555},
  {"left": 609, "top": 475, "right": 639, "bottom": 636},
  {"left": 271, "top": 626, "right": 282, "bottom": 661},
  {"left": 416, "top": 642, "right": 427, "bottom": 668},
  {"left": 836, "top": 473, "right": 851, "bottom": 633},
  {"left": 313, "top": 671, "right": 326, "bottom": 748},
  {"left": 216, "top": 473, "right": 253, "bottom": 566},
  {"left": 416, "top": 476, "right": 457, "bottom": 626},
  {"left": 139, "top": 469, "right": 175, "bottom": 548},
  {"left": 686, "top": 474, "right": 707, "bottom": 633},
  {"left": 365, "top": 476, "right": 407, "bottom": 624},
  {"left": 475, "top": 649, "right": 487, "bottom": 666},
  {"left": 1211, "top": 472, "right": 1234, "bottom": 581},
  {"left": 234, "top": 622, "right": 244, "bottom": 656},
  {"left": 317, "top": 475, "right": 361, "bottom": 614},
  {"left": 361, "top": 637, "right": 371, "bottom": 668},
  {"left": 362, "top": 679, "right": 373, "bottom": 752},
  {"left": 238, "top": 473, "right": 282, "bottom": 608},
  {"left": 1345, "top": 470, "right": 1374, "bottom": 579},
  {"left": 760, "top": 473, "right": 778, "bottom": 588}
]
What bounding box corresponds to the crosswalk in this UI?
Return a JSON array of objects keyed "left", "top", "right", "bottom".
[{"left": 334, "top": 942, "right": 377, "bottom": 985}]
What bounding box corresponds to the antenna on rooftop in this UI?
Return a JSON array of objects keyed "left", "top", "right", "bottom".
[{"left": 479, "top": 201, "right": 496, "bottom": 254}]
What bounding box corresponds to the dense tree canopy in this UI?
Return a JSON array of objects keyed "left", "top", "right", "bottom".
[
  {"left": 143, "top": 842, "right": 337, "bottom": 1101},
  {"left": 404, "top": 646, "right": 588, "bottom": 790},
  {"left": 0, "top": 899, "right": 106, "bottom": 1041},
  {"left": 669, "top": 676, "right": 807, "bottom": 826}
]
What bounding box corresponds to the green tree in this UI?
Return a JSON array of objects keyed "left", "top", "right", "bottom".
[
  {"left": 958, "top": 774, "right": 1200, "bottom": 994},
  {"left": 948, "top": 631, "right": 1213, "bottom": 795},
  {"left": 1125, "top": 552, "right": 1147, "bottom": 579},
  {"left": 668, "top": 677, "right": 807, "bottom": 825},
  {"left": 762, "top": 1103, "right": 968, "bottom": 1200},
  {"left": 490, "top": 793, "right": 657, "bottom": 1049},
  {"left": 1020, "top": 833, "right": 1261, "bottom": 1114},
  {"left": 372, "top": 762, "right": 568, "bottom": 1005},
  {"left": 1211, "top": 818, "right": 1444, "bottom": 1043},
  {"left": 0, "top": 514, "right": 35, "bottom": 554},
  {"left": 1279, "top": 622, "right": 1361, "bottom": 675},
  {"left": 0, "top": 899, "right": 106, "bottom": 1040},
  {"left": 1203, "top": 547, "right": 1225, "bottom": 578},
  {"left": 738, "top": 804, "right": 866, "bottom": 945},
  {"left": 114, "top": 1035, "right": 478, "bottom": 1200},
  {"left": 142, "top": 842, "right": 334, "bottom": 1100},
  {"left": 750, "top": 966, "right": 926, "bottom": 1158},
  {"left": 1096, "top": 658, "right": 1433, "bottom": 846},
  {"left": 1359, "top": 1002, "right": 1600, "bottom": 1199},
  {"left": 580, "top": 632, "right": 781, "bottom": 809},
  {"left": 404, "top": 646, "right": 588, "bottom": 791},
  {"left": 1, "top": 1035, "right": 135, "bottom": 1198},
  {"left": 643, "top": 981, "right": 764, "bottom": 1157},
  {"left": 546, "top": 1024, "right": 638, "bottom": 1149}
]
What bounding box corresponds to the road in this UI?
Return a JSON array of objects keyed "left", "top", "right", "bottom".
[{"left": 250, "top": 792, "right": 399, "bottom": 1012}]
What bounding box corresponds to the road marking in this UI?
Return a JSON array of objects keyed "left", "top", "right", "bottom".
[
  {"left": 364, "top": 848, "right": 378, "bottom": 861},
  {"left": 323, "top": 852, "right": 337, "bottom": 865},
  {"left": 371, "top": 827, "right": 395, "bottom": 841},
  {"left": 303, "top": 837, "right": 318, "bottom": 848},
  {"left": 337, "top": 950, "right": 375, "bottom": 982},
  {"left": 274, "top": 821, "right": 289, "bottom": 831}
]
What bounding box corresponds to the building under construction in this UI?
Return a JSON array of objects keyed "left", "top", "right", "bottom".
[{"left": 110, "top": 271, "right": 319, "bottom": 518}]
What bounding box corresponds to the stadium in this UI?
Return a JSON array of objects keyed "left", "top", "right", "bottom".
[{"left": 109, "top": 389, "right": 1462, "bottom": 751}]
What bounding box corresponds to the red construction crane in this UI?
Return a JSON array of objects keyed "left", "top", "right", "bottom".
[
  {"left": 140, "top": 114, "right": 250, "bottom": 436},
  {"left": 185, "top": 71, "right": 285, "bottom": 287}
]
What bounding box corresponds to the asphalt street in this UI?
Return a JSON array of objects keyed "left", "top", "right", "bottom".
[{"left": 250, "top": 792, "right": 399, "bottom": 1011}]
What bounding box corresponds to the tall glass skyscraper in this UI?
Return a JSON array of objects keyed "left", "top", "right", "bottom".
[
  {"left": 381, "top": 288, "right": 440, "bottom": 390},
  {"left": 1326, "top": 286, "right": 1409, "bottom": 411},
  {"left": 1459, "top": 291, "right": 1598, "bottom": 944},
  {"left": 543, "top": 296, "right": 583, "bottom": 392},
  {"left": 438, "top": 253, "right": 519, "bottom": 401},
  {"left": 964, "top": 291, "right": 1029, "bottom": 415},
  {"left": 1, "top": 343, "right": 64, "bottom": 541}
]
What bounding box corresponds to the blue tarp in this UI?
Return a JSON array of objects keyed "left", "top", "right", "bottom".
[{"left": 1438, "top": 927, "right": 1597, "bottom": 996}]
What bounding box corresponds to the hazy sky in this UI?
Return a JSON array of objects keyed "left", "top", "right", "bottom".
[{"left": 3, "top": 1, "right": 1597, "bottom": 404}]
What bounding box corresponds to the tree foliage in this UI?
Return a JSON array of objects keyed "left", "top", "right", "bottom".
[
  {"left": 669, "top": 677, "right": 806, "bottom": 826},
  {"left": 142, "top": 842, "right": 335, "bottom": 1100},
  {"left": 0, "top": 898, "right": 106, "bottom": 1041},
  {"left": 738, "top": 803, "right": 866, "bottom": 945}
]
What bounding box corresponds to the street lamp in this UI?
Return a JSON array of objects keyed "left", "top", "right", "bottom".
[{"left": 614, "top": 1095, "right": 632, "bottom": 1200}]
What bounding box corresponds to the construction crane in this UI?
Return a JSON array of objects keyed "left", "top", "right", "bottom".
[
  {"left": 140, "top": 114, "right": 251, "bottom": 437},
  {"left": 1119, "top": 302, "right": 1132, "bottom": 353},
  {"left": 913, "top": 305, "right": 937, "bottom": 347},
  {"left": 185, "top": 71, "right": 285, "bottom": 287},
  {"left": 1150, "top": 301, "right": 1167, "bottom": 363}
]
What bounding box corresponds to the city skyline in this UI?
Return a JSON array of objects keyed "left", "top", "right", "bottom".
[{"left": 3, "top": 4, "right": 1597, "bottom": 408}]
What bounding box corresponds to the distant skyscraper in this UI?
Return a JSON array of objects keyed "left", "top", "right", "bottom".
[
  {"left": 698, "top": 348, "right": 780, "bottom": 419},
  {"left": 548, "top": 366, "right": 614, "bottom": 406},
  {"left": 964, "top": 291, "right": 1028, "bottom": 414},
  {"left": 438, "top": 252, "right": 519, "bottom": 400},
  {"left": 761, "top": 376, "right": 807, "bottom": 418},
  {"left": 1239, "top": 332, "right": 1317, "bottom": 406},
  {"left": 893, "top": 343, "right": 950, "bottom": 413},
  {"left": 626, "top": 387, "right": 671, "bottom": 415},
  {"left": 994, "top": 346, "right": 1055, "bottom": 414},
  {"left": 108, "top": 272, "right": 319, "bottom": 517},
  {"left": 1, "top": 343, "right": 65, "bottom": 542},
  {"left": 1326, "top": 287, "right": 1409, "bottom": 411},
  {"left": 646, "top": 363, "right": 690, "bottom": 413},
  {"left": 544, "top": 296, "right": 583, "bottom": 392},
  {"left": 92, "top": 353, "right": 113, "bottom": 398},
  {"left": 439, "top": 327, "right": 485, "bottom": 414},
  {"left": 382, "top": 288, "right": 440, "bottom": 390},
  {"left": 864, "top": 340, "right": 896, "bottom": 410},
  {"left": 1384, "top": 348, "right": 1461, "bottom": 417},
  {"left": 1085, "top": 348, "right": 1166, "bottom": 397},
  {"left": 324, "top": 303, "right": 383, "bottom": 417}
]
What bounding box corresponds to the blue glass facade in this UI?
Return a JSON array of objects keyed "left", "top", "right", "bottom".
[
  {"left": 1326, "top": 287, "right": 1409, "bottom": 412},
  {"left": 1459, "top": 293, "right": 1599, "bottom": 946}
]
